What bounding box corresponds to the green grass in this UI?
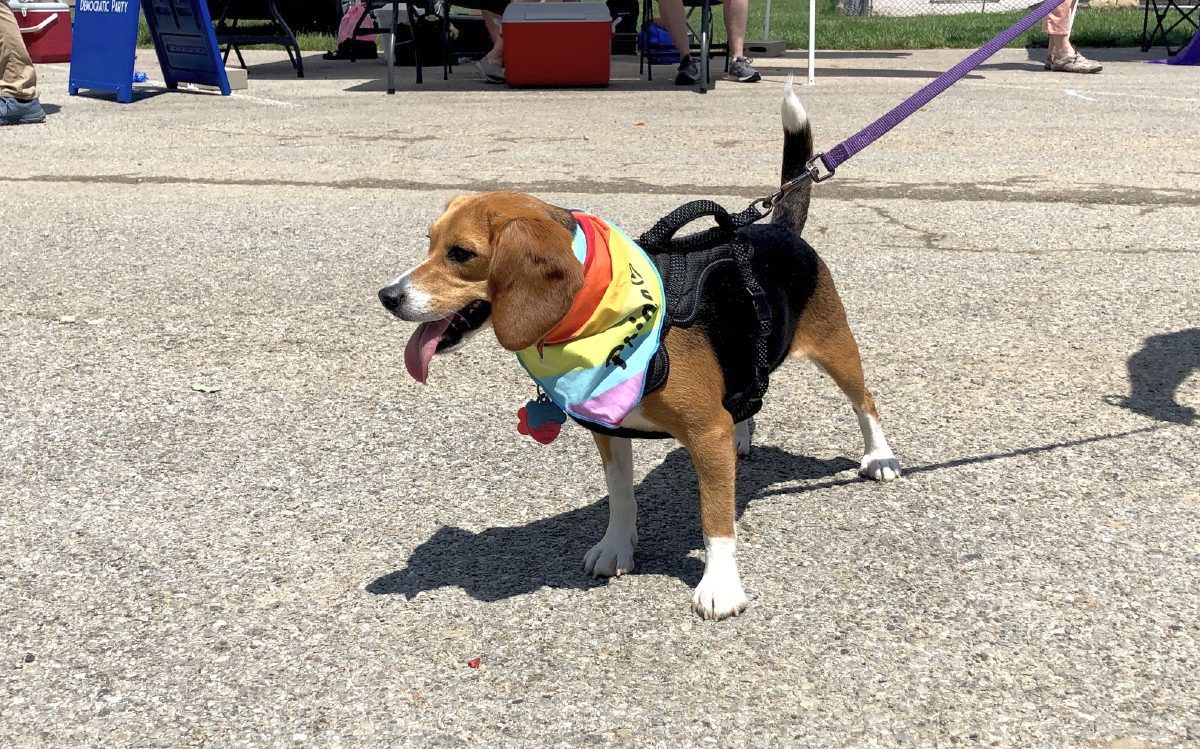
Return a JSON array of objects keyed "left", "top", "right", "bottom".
[
  {"left": 136, "top": 21, "right": 331, "bottom": 50},
  {"left": 737, "top": 0, "right": 1191, "bottom": 49},
  {"left": 137, "top": 1, "right": 1191, "bottom": 51}
]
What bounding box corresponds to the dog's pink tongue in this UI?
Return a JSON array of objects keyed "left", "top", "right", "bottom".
[{"left": 404, "top": 318, "right": 452, "bottom": 384}]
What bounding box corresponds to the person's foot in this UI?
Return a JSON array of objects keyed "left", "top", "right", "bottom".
[
  {"left": 476, "top": 57, "right": 505, "bottom": 83},
  {"left": 1047, "top": 52, "right": 1102, "bottom": 73},
  {"left": 0, "top": 96, "right": 46, "bottom": 125},
  {"left": 728, "top": 56, "right": 761, "bottom": 82},
  {"left": 675, "top": 54, "right": 700, "bottom": 85}
]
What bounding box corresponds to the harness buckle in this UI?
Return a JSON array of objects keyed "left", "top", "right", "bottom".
[
  {"left": 750, "top": 289, "right": 773, "bottom": 327},
  {"left": 806, "top": 153, "right": 835, "bottom": 183}
]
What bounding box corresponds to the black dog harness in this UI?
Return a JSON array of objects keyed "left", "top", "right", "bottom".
[{"left": 579, "top": 201, "right": 817, "bottom": 440}]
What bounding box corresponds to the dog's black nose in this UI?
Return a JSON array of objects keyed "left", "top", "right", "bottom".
[{"left": 378, "top": 285, "right": 405, "bottom": 312}]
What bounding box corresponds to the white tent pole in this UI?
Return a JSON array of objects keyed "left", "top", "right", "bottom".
[
  {"left": 807, "top": 0, "right": 815, "bottom": 84},
  {"left": 763, "top": 0, "right": 771, "bottom": 38}
]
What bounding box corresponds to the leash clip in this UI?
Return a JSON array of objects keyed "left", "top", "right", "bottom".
[
  {"left": 752, "top": 153, "right": 833, "bottom": 215},
  {"left": 806, "top": 153, "right": 835, "bottom": 183},
  {"left": 754, "top": 170, "right": 814, "bottom": 214}
]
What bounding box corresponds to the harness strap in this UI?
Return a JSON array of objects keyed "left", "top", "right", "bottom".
[
  {"left": 639, "top": 200, "right": 767, "bottom": 253},
  {"left": 639, "top": 200, "right": 773, "bottom": 422},
  {"left": 728, "top": 240, "right": 772, "bottom": 419}
]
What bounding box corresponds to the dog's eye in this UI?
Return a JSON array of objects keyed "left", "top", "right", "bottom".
[{"left": 447, "top": 246, "right": 477, "bottom": 264}]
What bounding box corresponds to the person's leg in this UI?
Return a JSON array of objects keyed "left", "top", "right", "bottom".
[
  {"left": 0, "top": 1, "right": 39, "bottom": 100},
  {"left": 1042, "top": 0, "right": 1101, "bottom": 72},
  {"left": 722, "top": 0, "right": 760, "bottom": 82},
  {"left": 655, "top": 0, "right": 701, "bottom": 84},
  {"left": 1044, "top": 0, "right": 1075, "bottom": 59},
  {"left": 468, "top": 0, "right": 514, "bottom": 82},
  {"left": 656, "top": 0, "right": 692, "bottom": 58},
  {"left": 722, "top": 0, "right": 747, "bottom": 59},
  {"left": 481, "top": 10, "right": 503, "bottom": 61}
]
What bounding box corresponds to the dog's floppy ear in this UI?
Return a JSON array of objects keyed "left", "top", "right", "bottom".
[{"left": 488, "top": 216, "right": 583, "bottom": 352}]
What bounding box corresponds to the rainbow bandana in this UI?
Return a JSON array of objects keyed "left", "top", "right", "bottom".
[{"left": 516, "top": 212, "right": 666, "bottom": 430}]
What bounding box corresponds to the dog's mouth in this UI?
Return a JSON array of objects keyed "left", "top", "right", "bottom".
[{"left": 403, "top": 300, "right": 492, "bottom": 383}]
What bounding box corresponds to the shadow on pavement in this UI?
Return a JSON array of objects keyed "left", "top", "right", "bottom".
[
  {"left": 371, "top": 331, "right": 1193, "bottom": 602},
  {"left": 370, "top": 418, "right": 1173, "bottom": 602},
  {"left": 759, "top": 424, "right": 1166, "bottom": 499},
  {"left": 1105, "top": 328, "right": 1199, "bottom": 426},
  {"left": 366, "top": 446, "right": 855, "bottom": 601}
]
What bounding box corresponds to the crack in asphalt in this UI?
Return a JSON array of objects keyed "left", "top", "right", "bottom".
[
  {"left": 4, "top": 173, "right": 1199, "bottom": 208},
  {"left": 860, "top": 203, "right": 949, "bottom": 251}
]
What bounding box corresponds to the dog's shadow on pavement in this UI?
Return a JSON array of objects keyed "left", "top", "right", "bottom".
[
  {"left": 1106, "top": 328, "right": 1198, "bottom": 426},
  {"left": 367, "top": 330, "right": 1199, "bottom": 603},
  {"left": 366, "top": 447, "right": 855, "bottom": 602}
]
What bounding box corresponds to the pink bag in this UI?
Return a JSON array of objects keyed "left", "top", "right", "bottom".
[{"left": 337, "top": 2, "right": 376, "bottom": 43}]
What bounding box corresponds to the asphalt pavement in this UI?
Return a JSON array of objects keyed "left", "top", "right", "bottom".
[{"left": 2, "top": 49, "right": 1198, "bottom": 748}]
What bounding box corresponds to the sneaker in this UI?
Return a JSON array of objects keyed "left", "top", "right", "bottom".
[
  {"left": 1048, "top": 53, "right": 1102, "bottom": 73},
  {"left": 675, "top": 54, "right": 700, "bottom": 85},
  {"left": 476, "top": 57, "right": 505, "bottom": 83},
  {"left": 728, "top": 56, "right": 761, "bottom": 83},
  {"left": 0, "top": 96, "right": 46, "bottom": 125}
]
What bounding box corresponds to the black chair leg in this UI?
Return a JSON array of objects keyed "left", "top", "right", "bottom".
[
  {"left": 640, "top": 0, "right": 651, "bottom": 79},
  {"left": 442, "top": 6, "right": 451, "bottom": 80},
  {"left": 266, "top": 0, "right": 303, "bottom": 77},
  {"left": 387, "top": 0, "right": 399, "bottom": 93},
  {"left": 1141, "top": 0, "right": 1153, "bottom": 51},
  {"left": 698, "top": 0, "right": 710, "bottom": 92},
  {"left": 407, "top": 2, "right": 424, "bottom": 84},
  {"left": 349, "top": 8, "right": 370, "bottom": 62}
]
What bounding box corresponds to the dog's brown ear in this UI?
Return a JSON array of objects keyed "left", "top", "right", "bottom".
[{"left": 488, "top": 217, "right": 583, "bottom": 352}]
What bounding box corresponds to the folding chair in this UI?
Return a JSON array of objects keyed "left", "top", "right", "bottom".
[
  {"left": 213, "top": 0, "right": 305, "bottom": 77},
  {"left": 1142, "top": 0, "right": 1199, "bottom": 55},
  {"left": 347, "top": 0, "right": 453, "bottom": 93},
  {"left": 639, "top": 0, "right": 730, "bottom": 93}
]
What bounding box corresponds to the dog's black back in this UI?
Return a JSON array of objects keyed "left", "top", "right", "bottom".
[{"left": 691, "top": 223, "right": 819, "bottom": 406}]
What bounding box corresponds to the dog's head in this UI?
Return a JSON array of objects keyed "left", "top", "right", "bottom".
[{"left": 378, "top": 191, "right": 584, "bottom": 382}]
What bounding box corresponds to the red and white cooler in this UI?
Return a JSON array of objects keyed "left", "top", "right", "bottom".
[
  {"left": 501, "top": 3, "right": 613, "bottom": 87},
  {"left": 9, "top": 0, "right": 72, "bottom": 63}
]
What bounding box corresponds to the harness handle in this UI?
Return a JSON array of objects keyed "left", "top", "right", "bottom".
[{"left": 638, "top": 200, "right": 766, "bottom": 254}]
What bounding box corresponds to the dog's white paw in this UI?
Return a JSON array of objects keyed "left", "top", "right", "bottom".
[
  {"left": 691, "top": 570, "right": 749, "bottom": 621},
  {"left": 734, "top": 418, "right": 755, "bottom": 457},
  {"left": 583, "top": 531, "right": 637, "bottom": 578},
  {"left": 860, "top": 450, "right": 902, "bottom": 482}
]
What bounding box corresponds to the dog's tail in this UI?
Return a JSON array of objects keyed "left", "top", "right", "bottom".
[{"left": 772, "top": 75, "right": 814, "bottom": 237}]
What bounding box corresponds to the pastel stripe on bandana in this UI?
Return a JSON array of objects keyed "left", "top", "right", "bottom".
[{"left": 516, "top": 212, "right": 666, "bottom": 429}]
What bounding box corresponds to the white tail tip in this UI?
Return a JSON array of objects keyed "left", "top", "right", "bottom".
[{"left": 782, "top": 74, "right": 807, "bottom": 133}]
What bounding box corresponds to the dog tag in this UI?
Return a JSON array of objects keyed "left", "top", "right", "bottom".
[{"left": 517, "top": 394, "right": 567, "bottom": 445}]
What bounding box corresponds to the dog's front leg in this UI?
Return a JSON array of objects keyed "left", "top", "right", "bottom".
[
  {"left": 583, "top": 434, "right": 638, "bottom": 577},
  {"left": 683, "top": 419, "right": 749, "bottom": 620}
]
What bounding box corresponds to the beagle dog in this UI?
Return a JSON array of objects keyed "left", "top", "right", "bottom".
[{"left": 378, "top": 86, "right": 900, "bottom": 620}]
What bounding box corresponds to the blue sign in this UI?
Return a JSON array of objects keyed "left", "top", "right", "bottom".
[{"left": 69, "top": 0, "right": 230, "bottom": 103}]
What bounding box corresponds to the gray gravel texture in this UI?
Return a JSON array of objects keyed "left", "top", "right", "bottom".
[{"left": 2, "top": 50, "right": 1198, "bottom": 748}]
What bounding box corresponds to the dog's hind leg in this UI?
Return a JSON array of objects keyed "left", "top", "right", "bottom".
[
  {"left": 734, "top": 418, "right": 755, "bottom": 457},
  {"left": 792, "top": 260, "right": 901, "bottom": 482},
  {"left": 583, "top": 434, "right": 638, "bottom": 577}
]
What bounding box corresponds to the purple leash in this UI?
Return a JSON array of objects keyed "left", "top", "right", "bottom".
[
  {"left": 818, "top": 0, "right": 1067, "bottom": 175},
  {"left": 755, "top": 0, "right": 1069, "bottom": 205}
]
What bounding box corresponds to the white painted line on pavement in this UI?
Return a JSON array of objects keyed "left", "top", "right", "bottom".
[
  {"left": 231, "top": 93, "right": 300, "bottom": 108},
  {"left": 967, "top": 80, "right": 1200, "bottom": 104},
  {"left": 1066, "top": 89, "right": 1098, "bottom": 102}
]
